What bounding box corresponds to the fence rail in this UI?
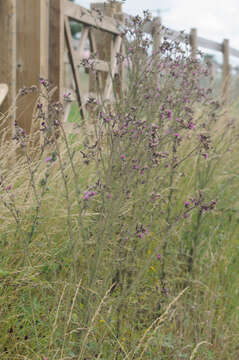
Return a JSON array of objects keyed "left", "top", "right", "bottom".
[
  {"left": 140, "top": 18, "right": 239, "bottom": 60},
  {"left": 64, "top": 1, "right": 120, "bottom": 34}
]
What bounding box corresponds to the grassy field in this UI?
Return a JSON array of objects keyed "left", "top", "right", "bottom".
[{"left": 1, "top": 15, "right": 239, "bottom": 360}]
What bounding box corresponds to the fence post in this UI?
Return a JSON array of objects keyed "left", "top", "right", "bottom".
[
  {"left": 222, "top": 38, "right": 230, "bottom": 103},
  {"left": 190, "top": 28, "right": 197, "bottom": 59},
  {"left": 16, "top": 0, "right": 49, "bottom": 134},
  {"left": 152, "top": 16, "right": 161, "bottom": 88},
  {"left": 89, "top": 2, "right": 123, "bottom": 98},
  {"left": 49, "top": 0, "right": 64, "bottom": 103},
  {"left": 0, "top": 0, "right": 16, "bottom": 138},
  {"left": 152, "top": 17, "right": 161, "bottom": 54}
]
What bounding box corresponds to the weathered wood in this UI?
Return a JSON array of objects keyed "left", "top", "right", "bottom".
[
  {"left": 222, "top": 39, "right": 230, "bottom": 103},
  {"left": 197, "top": 36, "right": 222, "bottom": 52},
  {"left": 78, "top": 26, "right": 90, "bottom": 57},
  {"left": 0, "top": 84, "right": 9, "bottom": 107},
  {"left": 0, "top": 0, "right": 16, "bottom": 137},
  {"left": 152, "top": 17, "right": 161, "bottom": 53},
  {"left": 142, "top": 20, "right": 153, "bottom": 35},
  {"left": 64, "top": 16, "right": 86, "bottom": 118},
  {"left": 88, "top": 28, "right": 104, "bottom": 93},
  {"left": 16, "top": 0, "right": 49, "bottom": 134},
  {"left": 49, "top": 0, "right": 64, "bottom": 103},
  {"left": 64, "top": 53, "right": 119, "bottom": 73},
  {"left": 90, "top": 2, "right": 115, "bottom": 93},
  {"left": 89, "top": 2, "right": 123, "bottom": 98},
  {"left": 36, "top": 0, "right": 50, "bottom": 148},
  {"left": 190, "top": 28, "right": 197, "bottom": 59},
  {"left": 131, "top": 16, "right": 239, "bottom": 60},
  {"left": 40, "top": 0, "right": 50, "bottom": 79},
  {"left": 119, "top": 40, "right": 126, "bottom": 95},
  {"left": 104, "top": 35, "right": 122, "bottom": 100},
  {"left": 64, "top": 0, "right": 120, "bottom": 35}
]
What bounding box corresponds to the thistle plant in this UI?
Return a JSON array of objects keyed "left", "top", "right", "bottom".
[{"left": 0, "top": 10, "right": 239, "bottom": 360}]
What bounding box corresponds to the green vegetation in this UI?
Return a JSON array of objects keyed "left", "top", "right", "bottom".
[{"left": 0, "top": 13, "right": 239, "bottom": 360}]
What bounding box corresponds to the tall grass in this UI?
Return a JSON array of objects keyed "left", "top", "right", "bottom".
[{"left": 1, "top": 11, "right": 239, "bottom": 360}]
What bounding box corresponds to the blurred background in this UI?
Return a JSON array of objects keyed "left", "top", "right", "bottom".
[{"left": 74, "top": 0, "right": 239, "bottom": 68}]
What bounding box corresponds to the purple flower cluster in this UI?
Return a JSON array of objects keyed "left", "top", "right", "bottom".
[
  {"left": 183, "top": 192, "right": 217, "bottom": 218},
  {"left": 135, "top": 224, "right": 148, "bottom": 239},
  {"left": 83, "top": 190, "right": 96, "bottom": 201}
]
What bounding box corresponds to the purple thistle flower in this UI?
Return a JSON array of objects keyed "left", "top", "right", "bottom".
[
  {"left": 83, "top": 191, "right": 96, "bottom": 201},
  {"left": 121, "top": 154, "right": 126, "bottom": 161},
  {"left": 45, "top": 157, "right": 52, "bottom": 163},
  {"left": 202, "top": 153, "right": 208, "bottom": 159},
  {"left": 157, "top": 253, "right": 161, "bottom": 260},
  {"left": 161, "top": 287, "right": 169, "bottom": 295},
  {"left": 83, "top": 191, "right": 91, "bottom": 201},
  {"left": 184, "top": 200, "right": 190, "bottom": 208},
  {"left": 6, "top": 185, "right": 11, "bottom": 191},
  {"left": 167, "top": 110, "right": 173, "bottom": 119},
  {"left": 40, "top": 78, "right": 47, "bottom": 86},
  {"left": 37, "top": 103, "right": 43, "bottom": 109}
]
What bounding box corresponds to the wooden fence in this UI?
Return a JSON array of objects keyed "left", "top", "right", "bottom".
[{"left": 0, "top": 0, "right": 239, "bottom": 137}]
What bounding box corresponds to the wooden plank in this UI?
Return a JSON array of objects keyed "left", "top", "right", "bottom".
[
  {"left": 78, "top": 25, "right": 90, "bottom": 57},
  {"left": 190, "top": 28, "right": 197, "bottom": 59},
  {"left": 0, "top": 84, "right": 9, "bottom": 107},
  {"left": 197, "top": 36, "right": 222, "bottom": 52},
  {"left": 104, "top": 35, "right": 122, "bottom": 100},
  {"left": 152, "top": 17, "right": 161, "bottom": 53},
  {"left": 88, "top": 28, "right": 104, "bottom": 93},
  {"left": 222, "top": 39, "right": 230, "bottom": 103},
  {"left": 15, "top": 0, "right": 49, "bottom": 135},
  {"left": 119, "top": 40, "right": 127, "bottom": 94},
  {"left": 64, "top": 16, "right": 86, "bottom": 118},
  {"left": 64, "top": 0, "right": 120, "bottom": 35},
  {"left": 143, "top": 21, "right": 153, "bottom": 34},
  {"left": 89, "top": 3, "right": 114, "bottom": 94},
  {"left": 166, "top": 29, "right": 188, "bottom": 42},
  {"left": 89, "top": 2, "right": 124, "bottom": 96},
  {"left": 89, "top": 27, "right": 98, "bottom": 53},
  {"left": 40, "top": 0, "right": 49, "bottom": 79},
  {"left": 49, "top": 0, "right": 64, "bottom": 103},
  {"left": 64, "top": 53, "right": 118, "bottom": 73},
  {"left": 0, "top": 0, "right": 16, "bottom": 132}
]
